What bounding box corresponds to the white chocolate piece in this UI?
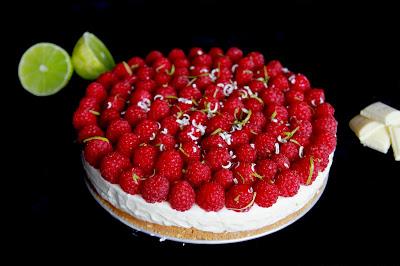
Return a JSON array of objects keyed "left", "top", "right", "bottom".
[
  {"left": 360, "top": 126, "right": 391, "bottom": 154},
  {"left": 360, "top": 102, "right": 400, "bottom": 126},
  {"left": 349, "top": 115, "right": 384, "bottom": 141},
  {"left": 388, "top": 126, "right": 400, "bottom": 161}
]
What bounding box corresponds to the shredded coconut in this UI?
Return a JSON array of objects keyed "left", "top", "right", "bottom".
[
  {"left": 222, "top": 161, "right": 232, "bottom": 169},
  {"left": 154, "top": 94, "right": 164, "bottom": 100},
  {"left": 275, "top": 143, "right": 280, "bottom": 154},
  {"left": 219, "top": 131, "right": 232, "bottom": 145},
  {"left": 299, "top": 146, "right": 304, "bottom": 158}
]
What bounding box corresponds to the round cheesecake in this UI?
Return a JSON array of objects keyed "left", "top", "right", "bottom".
[{"left": 73, "top": 47, "right": 337, "bottom": 242}]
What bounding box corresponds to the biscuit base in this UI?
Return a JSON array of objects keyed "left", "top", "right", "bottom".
[{"left": 86, "top": 176, "right": 324, "bottom": 242}]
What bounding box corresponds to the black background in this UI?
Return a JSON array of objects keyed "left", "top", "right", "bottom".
[{"left": 16, "top": 0, "right": 400, "bottom": 263}]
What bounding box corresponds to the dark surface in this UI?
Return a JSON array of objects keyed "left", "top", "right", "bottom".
[{"left": 18, "top": 0, "right": 400, "bottom": 263}]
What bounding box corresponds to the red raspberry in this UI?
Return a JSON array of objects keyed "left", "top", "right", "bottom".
[
  {"left": 223, "top": 96, "right": 244, "bottom": 115},
  {"left": 106, "top": 119, "right": 131, "bottom": 143},
  {"left": 86, "top": 82, "right": 107, "bottom": 103},
  {"left": 194, "top": 75, "right": 212, "bottom": 90},
  {"left": 226, "top": 47, "right": 243, "bottom": 63},
  {"left": 189, "top": 47, "right": 204, "bottom": 59},
  {"left": 174, "top": 58, "right": 190, "bottom": 68},
  {"left": 265, "top": 104, "right": 288, "bottom": 122},
  {"left": 189, "top": 110, "right": 207, "bottom": 125},
  {"left": 124, "top": 105, "right": 147, "bottom": 126},
  {"left": 285, "top": 89, "right": 304, "bottom": 105},
  {"left": 104, "top": 95, "right": 125, "bottom": 112},
  {"left": 312, "top": 131, "right": 337, "bottom": 154},
  {"left": 161, "top": 116, "right": 180, "bottom": 136},
  {"left": 245, "top": 111, "right": 267, "bottom": 134},
  {"left": 292, "top": 156, "right": 321, "bottom": 185},
  {"left": 155, "top": 150, "right": 183, "bottom": 182},
  {"left": 291, "top": 119, "right": 313, "bottom": 139},
  {"left": 266, "top": 60, "right": 283, "bottom": 78},
  {"left": 196, "top": 182, "right": 225, "bottom": 212},
  {"left": 97, "top": 71, "right": 117, "bottom": 90},
  {"left": 288, "top": 102, "right": 313, "bottom": 121},
  {"left": 155, "top": 86, "right": 177, "bottom": 100},
  {"left": 235, "top": 144, "right": 256, "bottom": 163},
  {"left": 136, "top": 80, "right": 156, "bottom": 93},
  {"left": 233, "top": 162, "right": 257, "bottom": 184},
  {"left": 99, "top": 108, "right": 120, "bottom": 128},
  {"left": 185, "top": 161, "right": 212, "bottom": 187},
  {"left": 100, "top": 152, "right": 131, "bottom": 184},
  {"left": 127, "top": 56, "right": 145, "bottom": 70},
  {"left": 171, "top": 101, "right": 193, "bottom": 115},
  {"left": 313, "top": 116, "right": 338, "bottom": 135},
  {"left": 168, "top": 48, "right": 186, "bottom": 62},
  {"left": 152, "top": 133, "right": 176, "bottom": 151},
  {"left": 110, "top": 81, "right": 132, "bottom": 100},
  {"left": 217, "top": 67, "right": 233, "bottom": 81},
  {"left": 141, "top": 174, "right": 170, "bottom": 203},
  {"left": 271, "top": 153, "right": 290, "bottom": 172},
  {"left": 244, "top": 97, "right": 264, "bottom": 113},
  {"left": 168, "top": 180, "right": 195, "bottom": 211},
  {"left": 201, "top": 134, "right": 228, "bottom": 151},
  {"left": 248, "top": 80, "right": 265, "bottom": 93},
  {"left": 145, "top": 50, "right": 163, "bottom": 65},
  {"left": 269, "top": 74, "right": 289, "bottom": 91},
  {"left": 249, "top": 51, "right": 264, "bottom": 67},
  {"left": 225, "top": 184, "right": 255, "bottom": 212},
  {"left": 136, "top": 66, "right": 155, "bottom": 81},
  {"left": 78, "top": 124, "right": 104, "bottom": 143},
  {"left": 113, "top": 62, "right": 132, "bottom": 80},
  {"left": 205, "top": 112, "right": 234, "bottom": 134},
  {"left": 254, "top": 181, "right": 279, "bottom": 208},
  {"left": 265, "top": 122, "right": 289, "bottom": 138},
  {"left": 238, "top": 57, "right": 255, "bottom": 70},
  {"left": 314, "top": 102, "right": 335, "bottom": 118},
  {"left": 209, "top": 47, "right": 224, "bottom": 59},
  {"left": 289, "top": 74, "right": 311, "bottom": 92},
  {"left": 305, "top": 88, "right": 325, "bottom": 107},
  {"left": 205, "top": 148, "right": 230, "bottom": 171},
  {"left": 178, "top": 125, "right": 202, "bottom": 143},
  {"left": 133, "top": 144, "right": 158, "bottom": 175},
  {"left": 254, "top": 133, "right": 275, "bottom": 159},
  {"left": 154, "top": 71, "right": 171, "bottom": 85},
  {"left": 179, "top": 142, "right": 201, "bottom": 162},
  {"left": 213, "top": 169, "right": 234, "bottom": 190},
  {"left": 179, "top": 86, "right": 202, "bottom": 101},
  {"left": 230, "top": 130, "right": 250, "bottom": 147},
  {"left": 134, "top": 119, "right": 159, "bottom": 143},
  {"left": 116, "top": 133, "right": 140, "bottom": 158},
  {"left": 84, "top": 138, "right": 113, "bottom": 168},
  {"left": 192, "top": 54, "right": 212, "bottom": 67},
  {"left": 256, "top": 159, "right": 278, "bottom": 182},
  {"left": 119, "top": 167, "right": 144, "bottom": 195},
  {"left": 235, "top": 68, "right": 253, "bottom": 86},
  {"left": 204, "top": 84, "right": 225, "bottom": 100},
  {"left": 148, "top": 99, "right": 170, "bottom": 121},
  {"left": 79, "top": 97, "right": 100, "bottom": 111},
  {"left": 73, "top": 109, "right": 98, "bottom": 130},
  {"left": 126, "top": 74, "right": 138, "bottom": 85},
  {"left": 261, "top": 88, "right": 285, "bottom": 105},
  {"left": 275, "top": 170, "right": 300, "bottom": 197},
  {"left": 213, "top": 56, "right": 232, "bottom": 69},
  {"left": 129, "top": 89, "right": 152, "bottom": 105},
  {"left": 153, "top": 57, "right": 171, "bottom": 73},
  {"left": 280, "top": 142, "right": 299, "bottom": 161}
]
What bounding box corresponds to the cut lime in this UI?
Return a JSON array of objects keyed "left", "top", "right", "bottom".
[
  {"left": 72, "top": 32, "right": 115, "bottom": 80},
  {"left": 18, "top": 43, "right": 73, "bottom": 96}
]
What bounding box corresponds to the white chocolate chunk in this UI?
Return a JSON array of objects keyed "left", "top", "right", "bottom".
[
  {"left": 360, "top": 102, "right": 400, "bottom": 126},
  {"left": 349, "top": 115, "right": 384, "bottom": 141},
  {"left": 360, "top": 126, "right": 391, "bottom": 154},
  {"left": 388, "top": 126, "right": 400, "bottom": 161}
]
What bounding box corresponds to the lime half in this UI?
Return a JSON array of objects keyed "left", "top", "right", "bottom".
[
  {"left": 18, "top": 43, "right": 73, "bottom": 96},
  {"left": 72, "top": 32, "right": 115, "bottom": 80}
]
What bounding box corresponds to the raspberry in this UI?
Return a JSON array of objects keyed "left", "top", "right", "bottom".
[
  {"left": 305, "top": 88, "right": 325, "bottom": 107},
  {"left": 269, "top": 74, "right": 289, "bottom": 91},
  {"left": 265, "top": 104, "right": 288, "bottom": 122},
  {"left": 110, "top": 81, "right": 132, "bottom": 100},
  {"left": 113, "top": 62, "right": 132, "bottom": 80},
  {"left": 254, "top": 133, "right": 275, "bottom": 159},
  {"left": 124, "top": 105, "right": 147, "bottom": 126},
  {"left": 271, "top": 153, "right": 290, "bottom": 172},
  {"left": 230, "top": 130, "right": 250, "bottom": 147},
  {"left": 106, "top": 119, "right": 131, "bottom": 143},
  {"left": 155, "top": 86, "right": 177, "bottom": 100},
  {"left": 266, "top": 60, "right": 283, "bottom": 78},
  {"left": 189, "top": 110, "right": 207, "bottom": 125},
  {"left": 238, "top": 57, "right": 255, "bottom": 70},
  {"left": 145, "top": 50, "right": 163, "bottom": 65},
  {"left": 204, "top": 84, "right": 225, "bottom": 100},
  {"left": 222, "top": 96, "right": 244, "bottom": 115},
  {"left": 275, "top": 170, "right": 300, "bottom": 197},
  {"left": 244, "top": 97, "right": 264, "bottom": 113},
  {"left": 129, "top": 89, "right": 152, "bottom": 105},
  {"left": 225, "top": 184, "right": 255, "bottom": 212},
  {"left": 152, "top": 133, "right": 176, "bottom": 151},
  {"left": 116, "top": 133, "right": 140, "bottom": 158},
  {"left": 312, "top": 131, "right": 337, "bottom": 154},
  {"left": 205, "top": 148, "right": 230, "bottom": 171},
  {"left": 213, "top": 56, "right": 232, "bottom": 69},
  {"left": 136, "top": 80, "right": 156, "bottom": 93},
  {"left": 153, "top": 57, "right": 171, "bottom": 73},
  {"left": 256, "top": 159, "right": 278, "bottom": 182},
  {"left": 226, "top": 47, "right": 243, "bottom": 63},
  {"left": 209, "top": 47, "right": 224, "bottom": 59},
  {"left": 248, "top": 80, "right": 266, "bottom": 93},
  {"left": 280, "top": 142, "right": 300, "bottom": 161},
  {"left": 155, "top": 150, "right": 183, "bottom": 182},
  {"left": 254, "top": 181, "right": 279, "bottom": 208},
  {"left": 178, "top": 125, "right": 202, "bottom": 143},
  {"left": 288, "top": 102, "right": 313, "bottom": 121},
  {"left": 134, "top": 119, "right": 159, "bottom": 143},
  {"left": 292, "top": 156, "right": 321, "bottom": 185},
  {"left": 233, "top": 162, "right": 257, "bottom": 184},
  {"left": 193, "top": 54, "right": 212, "bottom": 67},
  {"left": 289, "top": 74, "right": 311, "bottom": 92},
  {"left": 79, "top": 97, "right": 100, "bottom": 111},
  {"left": 104, "top": 95, "right": 125, "bottom": 112},
  {"left": 196, "top": 182, "right": 225, "bottom": 212},
  {"left": 235, "top": 144, "right": 256, "bottom": 163},
  {"left": 78, "top": 124, "right": 104, "bottom": 143},
  {"left": 314, "top": 102, "right": 335, "bottom": 118},
  {"left": 86, "top": 82, "right": 107, "bottom": 103},
  {"left": 265, "top": 122, "right": 289, "bottom": 138},
  {"left": 168, "top": 181, "right": 195, "bottom": 211},
  {"left": 133, "top": 144, "right": 158, "bottom": 175},
  {"left": 245, "top": 111, "right": 267, "bottom": 134},
  {"left": 141, "top": 174, "right": 170, "bottom": 203},
  {"left": 119, "top": 167, "right": 144, "bottom": 195},
  {"left": 99, "top": 108, "right": 120, "bottom": 128},
  {"left": 313, "top": 116, "right": 338, "bottom": 135},
  {"left": 189, "top": 47, "right": 204, "bottom": 59},
  {"left": 73, "top": 108, "right": 98, "bottom": 130},
  {"left": 174, "top": 58, "right": 190, "bottom": 69},
  {"left": 100, "top": 152, "right": 131, "bottom": 184},
  {"left": 97, "top": 71, "right": 117, "bottom": 90},
  {"left": 248, "top": 51, "right": 264, "bottom": 68},
  {"left": 179, "top": 142, "right": 201, "bottom": 162},
  {"left": 84, "top": 138, "right": 113, "bottom": 168},
  {"left": 205, "top": 112, "right": 234, "bottom": 134},
  {"left": 168, "top": 48, "right": 186, "bottom": 62},
  {"left": 154, "top": 72, "right": 171, "bottom": 86},
  {"left": 179, "top": 87, "right": 202, "bottom": 103},
  {"left": 148, "top": 99, "right": 170, "bottom": 121},
  {"left": 285, "top": 89, "right": 304, "bottom": 105},
  {"left": 185, "top": 161, "right": 212, "bottom": 187},
  {"left": 261, "top": 88, "right": 285, "bottom": 106},
  {"left": 213, "top": 169, "right": 234, "bottom": 189},
  {"left": 201, "top": 134, "right": 228, "bottom": 151},
  {"left": 127, "top": 56, "right": 145, "bottom": 70},
  {"left": 161, "top": 116, "right": 180, "bottom": 136},
  {"left": 292, "top": 119, "right": 313, "bottom": 139},
  {"left": 235, "top": 68, "right": 253, "bottom": 86}
]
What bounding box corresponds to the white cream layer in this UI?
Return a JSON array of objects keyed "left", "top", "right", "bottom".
[{"left": 84, "top": 153, "right": 333, "bottom": 233}]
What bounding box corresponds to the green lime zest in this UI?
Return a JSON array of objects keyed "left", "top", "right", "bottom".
[
  {"left": 83, "top": 136, "right": 109, "bottom": 143},
  {"left": 166, "top": 64, "right": 175, "bottom": 76}
]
